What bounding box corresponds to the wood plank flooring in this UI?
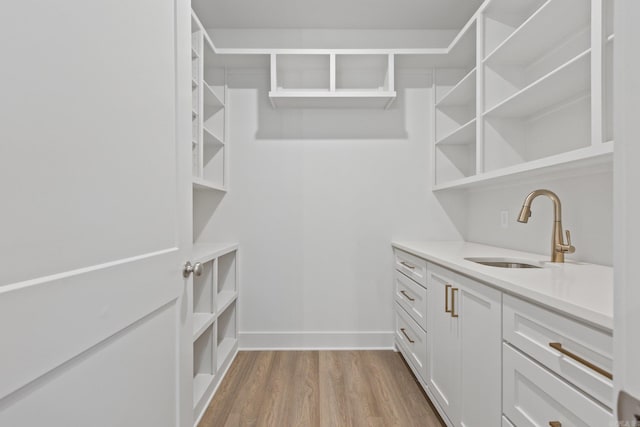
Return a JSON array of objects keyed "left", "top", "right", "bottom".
[{"left": 198, "top": 350, "right": 445, "bottom": 427}]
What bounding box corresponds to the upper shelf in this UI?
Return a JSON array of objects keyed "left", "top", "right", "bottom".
[
  {"left": 484, "top": 0, "right": 590, "bottom": 66},
  {"left": 484, "top": 49, "right": 590, "bottom": 119}
]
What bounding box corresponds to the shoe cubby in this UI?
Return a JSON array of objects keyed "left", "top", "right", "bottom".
[
  {"left": 216, "top": 300, "right": 237, "bottom": 370},
  {"left": 217, "top": 249, "right": 237, "bottom": 313},
  {"left": 193, "top": 324, "right": 216, "bottom": 409}
]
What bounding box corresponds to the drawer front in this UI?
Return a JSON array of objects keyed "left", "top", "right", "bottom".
[
  {"left": 503, "top": 343, "right": 613, "bottom": 427},
  {"left": 394, "top": 249, "right": 427, "bottom": 287},
  {"left": 394, "top": 270, "right": 427, "bottom": 331},
  {"left": 395, "top": 303, "right": 428, "bottom": 382},
  {"left": 503, "top": 294, "right": 613, "bottom": 408}
]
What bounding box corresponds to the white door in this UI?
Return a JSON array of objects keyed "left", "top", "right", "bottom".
[
  {"left": 0, "top": 1, "right": 193, "bottom": 426},
  {"left": 614, "top": 0, "right": 640, "bottom": 420}
]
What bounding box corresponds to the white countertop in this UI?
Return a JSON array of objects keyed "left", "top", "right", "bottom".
[{"left": 392, "top": 241, "right": 613, "bottom": 331}]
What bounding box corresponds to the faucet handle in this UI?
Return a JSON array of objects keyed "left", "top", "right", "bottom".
[{"left": 557, "top": 230, "right": 576, "bottom": 254}]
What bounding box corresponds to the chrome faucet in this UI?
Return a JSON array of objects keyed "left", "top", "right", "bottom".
[{"left": 517, "top": 189, "right": 575, "bottom": 263}]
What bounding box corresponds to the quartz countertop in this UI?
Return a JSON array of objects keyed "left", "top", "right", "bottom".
[{"left": 392, "top": 241, "right": 613, "bottom": 331}]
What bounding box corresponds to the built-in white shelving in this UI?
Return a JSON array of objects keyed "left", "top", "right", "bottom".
[
  {"left": 191, "top": 11, "right": 228, "bottom": 193},
  {"left": 484, "top": 50, "right": 590, "bottom": 119},
  {"left": 268, "top": 53, "right": 396, "bottom": 108},
  {"left": 432, "top": 0, "right": 611, "bottom": 190},
  {"left": 190, "top": 10, "right": 239, "bottom": 427}
]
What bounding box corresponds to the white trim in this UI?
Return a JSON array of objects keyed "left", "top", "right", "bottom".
[{"left": 238, "top": 331, "right": 394, "bottom": 350}]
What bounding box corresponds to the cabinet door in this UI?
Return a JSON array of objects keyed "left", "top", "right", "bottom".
[
  {"left": 428, "top": 268, "right": 461, "bottom": 426},
  {"left": 459, "top": 279, "right": 502, "bottom": 427}
]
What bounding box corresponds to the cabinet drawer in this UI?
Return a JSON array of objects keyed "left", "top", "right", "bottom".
[
  {"left": 394, "top": 270, "right": 427, "bottom": 331},
  {"left": 394, "top": 249, "right": 427, "bottom": 287},
  {"left": 503, "top": 294, "right": 613, "bottom": 408},
  {"left": 503, "top": 344, "right": 612, "bottom": 427},
  {"left": 395, "top": 303, "right": 428, "bottom": 382}
]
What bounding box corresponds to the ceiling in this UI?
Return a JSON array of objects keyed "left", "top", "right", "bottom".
[{"left": 192, "top": 0, "right": 485, "bottom": 30}]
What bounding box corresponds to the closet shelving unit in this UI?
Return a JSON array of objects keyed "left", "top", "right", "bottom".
[
  {"left": 268, "top": 52, "right": 397, "bottom": 108},
  {"left": 190, "top": 10, "right": 239, "bottom": 426},
  {"left": 192, "top": 12, "right": 228, "bottom": 193},
  {"left": 431, "top": 0, "right": 614, "bottom": 191}
]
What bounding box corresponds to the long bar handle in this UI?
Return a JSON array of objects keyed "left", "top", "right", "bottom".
[
  {"left": 451, "top": 287, "right": 459, "bottom": 318},
  {"left": 549, "top": 342, "right": 612, "bottom": 380},
  {"left": 400, "top": 261, "right": 415, "bottom": 270},
  {"left": 400, "top": 290, "right": 415, "bottom": 301},
  {"left": 445, "top": 284, "right": 452, "bottom": 313},
  {"left": 400, "top": 328, "right": 415, "bottom": 343}
]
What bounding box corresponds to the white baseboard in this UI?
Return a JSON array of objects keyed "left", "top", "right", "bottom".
[{"left": 238, "top": 331, "right": 395, "bottom": 350}]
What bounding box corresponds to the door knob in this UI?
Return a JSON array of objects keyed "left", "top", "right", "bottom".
[{"left": 183, "top": 261, "right": 203, "bottom": 278}]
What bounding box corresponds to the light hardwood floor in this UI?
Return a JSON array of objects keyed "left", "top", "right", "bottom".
[{"left": 198, "top": 350, "right": 445, "bottom": 427}]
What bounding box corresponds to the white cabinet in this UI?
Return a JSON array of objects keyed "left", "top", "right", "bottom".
[
  {"left": 502, "top": 294, "right": 613, "bottom": 426},
  {"left": 427, "top": 263, "right": 502, "bottom": 427}
]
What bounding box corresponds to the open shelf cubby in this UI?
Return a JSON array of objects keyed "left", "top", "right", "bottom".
[
  {"left": 217, "top": 301, "right": 237, "bottom": 371},
  {"left": 217, "top": 250, "right": 237, "bottom": 312},
  {"left": 193, "top": 324, "right": 215, "bottom": 409}
]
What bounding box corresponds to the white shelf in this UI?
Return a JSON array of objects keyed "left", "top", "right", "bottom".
[
  {"left": 268, "top": 90, "right": 396, "bottom": 109},
  {"left": 484, "top": 0, "right": 590, "bottom": 65},
  {"left": 203, "top": 81, "right": 224, "bottom": 112},
  {"left": 217, "top": 291, "right": 238, "bottom": 316},
  {"left": 433, "top": 143, "right": 613, "bottom": 191},
  {"left": 484, "top": 50, "right": 590, "bottom": 119},
  {"left": 436, "top": 68, "right": 476, "bottom": 107},
  {"left": 192, "top": 242, "right": 239, "bottom": 264},
  {"left": 203, "top": 127, "right": 224, "bottom": 146},
  {"left": 192, "top": 177, "right": 227, "bottom": 192},
  {"left": 216, "top": 338, "right": 237, "bottom": 370},
  {"left": 436, "top": 119, "right": 476, "bottom": 146},
  {"left": 193, "top": 373, "right": 214, "bottom": 410},
  {"left": 193, "top": 313, "right": 215, "bottom": 341}
]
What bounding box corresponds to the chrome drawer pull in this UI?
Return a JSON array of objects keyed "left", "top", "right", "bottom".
[
  {"left": 400, "top": 328, "right": 415, "bottom": 343},
  {"left": 400, "top": 261, "right": 416, "bottom": 269},
  {"left": 400, "top": 290, "right": 415, "bottom": 301},
  {"left": 549, "top": 342, "right": 612, "bottom": 380}
]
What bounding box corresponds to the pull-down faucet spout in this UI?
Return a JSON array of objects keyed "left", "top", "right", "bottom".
[{"left": 517, "top": 189, "right": 575, "bottom": 263}]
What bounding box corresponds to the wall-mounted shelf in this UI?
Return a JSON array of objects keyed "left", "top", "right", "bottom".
[
  {"left": 484, "top": 0, "right": 590, "bottom": 65},
  {"left": 433, "top": 143, "right": 613, "bottom": 191},
  {"left": 436, "top": 118, "right": 476, "bottom": 146},
  {"left": 484, "top": 50, "right": 590, "bottom": 119},
  {"left": 268, "top": 53, "right": 396, "bottom": 109},
  {"left": 193, "top": 177, "right": 226, "bottom": 192},
  {"left": 431, "top": 0, "right": 609, "bottom": 191},
  {"left": 268, "top": 90, "right": 396, "bottom": 109}
]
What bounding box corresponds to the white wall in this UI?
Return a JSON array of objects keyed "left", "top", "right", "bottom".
[
  {"left": 196, "top": 69, "right": 465, "bottom": 348},
  {"left": 466, "top": 170, "right": 613, "bottom": 266}
]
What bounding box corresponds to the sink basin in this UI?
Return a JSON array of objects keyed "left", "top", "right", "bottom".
[{"left": 465, "top": 257, "right": 543, "bottom": 269}]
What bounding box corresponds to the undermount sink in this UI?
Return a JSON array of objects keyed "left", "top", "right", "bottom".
[{"left": 465, "top": 257, "right": 543, "bottom": 269}]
